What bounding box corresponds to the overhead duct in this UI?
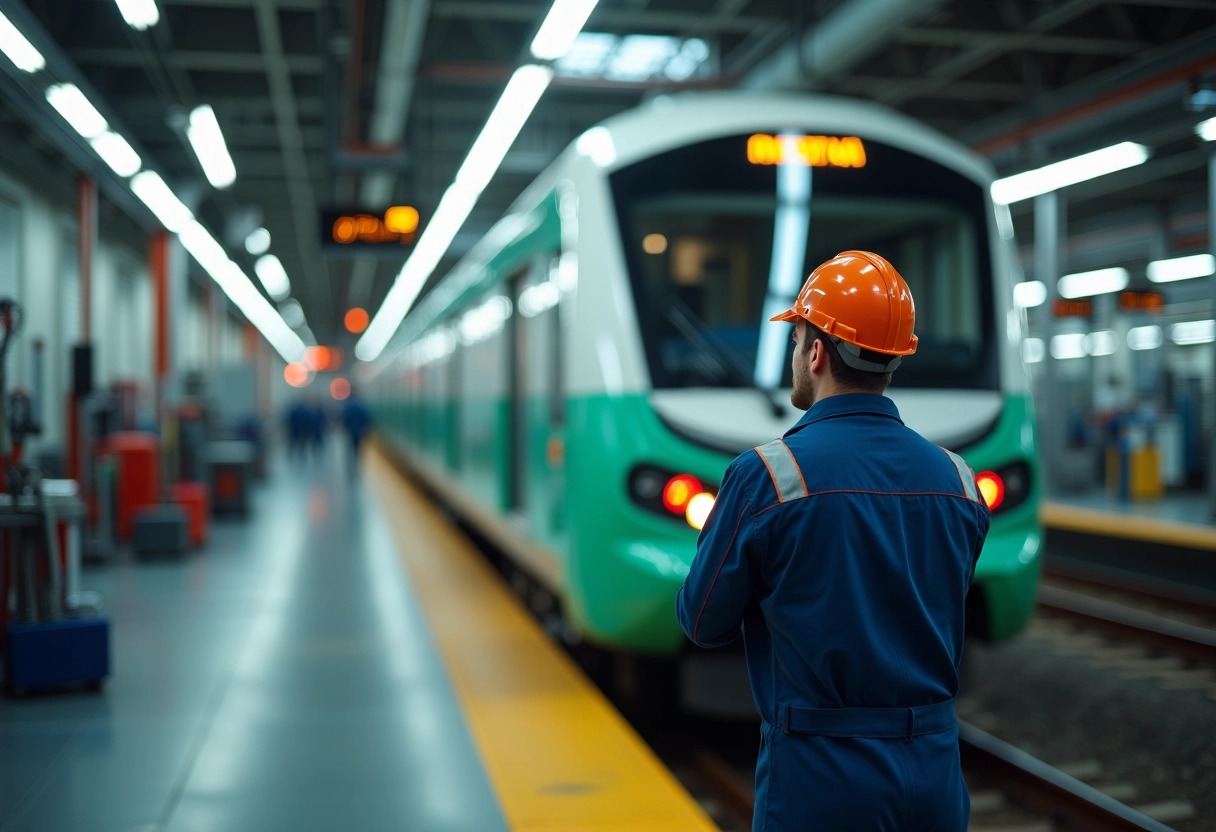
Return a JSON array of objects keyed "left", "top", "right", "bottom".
[
  {"left": 740, "top": 0, "right": 945, "bottom": 90},
  {"left": 348, "top": 0, "right": 430, "bottom": 308}
]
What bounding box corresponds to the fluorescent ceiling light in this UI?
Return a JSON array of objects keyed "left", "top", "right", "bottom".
[
  {"left": 46, "top": 83, "right": 108, "bottom": 139},
  {"left": 254, "top": 254, "right": 291, "bottom": 301},
  {"left": 130, "top": 170, "right": 192, "bottom": 231},
  {"left": 358, "top": 64, "right": 556, "bottom": 362},
  {"left": 1197, "top": 116, "right": 1216, "bottom": 142},
  {"left": 530, "top": 0, "right": 600, "bottom": 61},
  {"left": 991, "top": 142, "right": 1150, "bottom": 204},
  {"left": 0, "top": 11, "right": 45, "bottom": 73},
  {"left": 245, "top": 227, "right": 271, "bottom": 256},
  {"left": 1022, "top": 337, "right": 1044, "bottom": 364},
  {"left": 575, "top": 126, "right": 616, "bottom": 167},
  {"left": 1147, "top": 253, "right": 1215, "bottom": 283},
  {"left": 1058, "top": 267, "right": 1128, "bottom": 299},
  {"left": 278, "top": 298, "right": 305, "bottom": 330},
  {"left": 1013, "top": 280, "right": 1046, "bottom": 308},
  {"left": 178, "top": 220, "right": 305, "bottom": 363},
  {"left": 1050, "top": 333, "right": 1086, "bottom": 360},
  {"left": 455, "top": 65, "right": 553, "bottom": 195},
  {"left": 186, "top": 105, "right": 236, "bottom": 189},
  {"left": 89, "top": 131, "right": 141, "bottom": 177},
  {"left": 1127, "top": 324, "right": 1162, "bottom": 351},
  {"left": 114, "top": 0, "right": 159, "bottom": 30},
  {"left": 1085, "top": 330, "right": 1117, "bottom": 356},
  {"left": 1170, "top": 319, "right": 1215, "bottom": 345}
]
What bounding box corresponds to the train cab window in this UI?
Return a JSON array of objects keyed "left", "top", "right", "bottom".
[{"left": 610, "top": 134, "right": 998, "bottom": 391}]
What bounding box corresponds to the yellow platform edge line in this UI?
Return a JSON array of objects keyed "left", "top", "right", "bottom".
[
  {"left": 366, "top": 447, "right": 720, "bottom": 832},
  {"left": 1041, "top": 502, "right": 1216, "bottom": 552}
]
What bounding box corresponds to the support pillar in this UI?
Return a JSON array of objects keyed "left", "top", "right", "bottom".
[
  {"left": 77, "top": 177, "right": 95, "bottom": 341},
  {"left": 1208, "top": 153, "right": 1216, "bottom": 519},
  {"left": 150, "top": 232, "right": 170, "bottom": 413},
  {"left": 1035, "top": 190, "right": 1064, "bottom": 494}
]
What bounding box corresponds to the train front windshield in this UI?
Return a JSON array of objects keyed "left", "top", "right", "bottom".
[{"left": 610, "top": 133, "right": 998, "bottom": 390}]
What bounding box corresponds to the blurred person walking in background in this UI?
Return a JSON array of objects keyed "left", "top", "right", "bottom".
[{"left": 340, "top": 387, "right": 373, "bottom": 477}]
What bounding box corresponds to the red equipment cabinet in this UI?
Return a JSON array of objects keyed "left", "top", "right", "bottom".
[{"left": 98, "top": 432, "right": 160, "bottom": 541}]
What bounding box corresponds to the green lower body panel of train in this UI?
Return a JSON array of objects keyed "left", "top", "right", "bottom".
[{"left": 373, "top": 392, "right": 1041, "bottom": 653}]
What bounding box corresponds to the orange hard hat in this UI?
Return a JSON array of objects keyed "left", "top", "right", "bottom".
[{"left": 770, "top": 250, "right": 918, "bottom": 373}]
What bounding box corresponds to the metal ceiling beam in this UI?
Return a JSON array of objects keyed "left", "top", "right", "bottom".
[
  {"left": 160, "top": 0, "right": 320, "bottom": 7},
  {"left": 740, "top": 0, "right": 948, "bottom": 90},
  {"left": 836, "top": 77, "right": 1028, "bottom": 102},
  {"left": 253, "top": 0, "right": 329, "bottom": 324},
  {"left": 894, "top": 28, "right": 1146, "bottom": 56},
  {"left": 70, "top": 47, "right": 323, "bottom": 74},
  {"left": 430, "top": 0, "right": 779, "bottom": 34},
  {"left": 876, "top": 0, "right": 1108, "bottom": 105}
]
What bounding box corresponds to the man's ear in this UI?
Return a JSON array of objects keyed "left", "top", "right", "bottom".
[{"left": 807, "top": 337, "right": 825, "bottom": 373}]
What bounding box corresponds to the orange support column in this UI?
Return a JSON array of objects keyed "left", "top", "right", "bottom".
[{"left": 150, "top": 232, "right": 170, "bottom": 410}]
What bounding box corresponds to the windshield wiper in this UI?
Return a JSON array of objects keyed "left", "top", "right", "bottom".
[{"left": 663, "top": 298, "right": 788, "bottom": 419}]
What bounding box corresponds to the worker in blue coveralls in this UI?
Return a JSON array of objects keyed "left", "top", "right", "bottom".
[{"left": 677, "top": 250, "right": 991, "bottom": 831}]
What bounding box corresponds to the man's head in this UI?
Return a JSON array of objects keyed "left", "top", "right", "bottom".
[{"left": 772, "top": 250, "right": 917, "bottom": 410}]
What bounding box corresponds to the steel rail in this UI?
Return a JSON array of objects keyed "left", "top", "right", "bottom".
[
  {"left": 1037, "top": 584, "right": 1216, "bottom": 665},
  {"left": 959, "top": 721, "right": 1177, "bottom": 832}
]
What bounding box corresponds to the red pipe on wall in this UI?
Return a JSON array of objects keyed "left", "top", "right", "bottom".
[{"left": 150, "top": 232, "right": 169, "bottom": 407}]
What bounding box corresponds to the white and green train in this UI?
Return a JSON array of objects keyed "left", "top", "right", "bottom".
[{"left": 368, "top": 93, "right": 1042, "bottom": 657}]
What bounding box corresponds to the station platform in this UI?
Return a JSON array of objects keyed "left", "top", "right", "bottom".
[
  {"left": 1041, "top": 492, "right": 1216, "bottom": 596},
  {"left": 0, "top": 444, "right": 715, "bottom": 832}
]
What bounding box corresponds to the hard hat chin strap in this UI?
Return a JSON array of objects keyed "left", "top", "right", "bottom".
[{"left": 829, "top": 336, "right": 903, "bottom": 374}]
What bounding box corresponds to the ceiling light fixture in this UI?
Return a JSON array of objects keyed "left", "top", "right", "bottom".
[
  {"left": 114, "top": 0, "right": 159, "bottom": 30},
  {"left": 245, "top": 227, "right": 271, "bottom": 256},
  {"left": 45, "top": 83, "right": 108, "bottom": 139},
  {"left": 254, "top": 254, "right": 291, "bottom": 301},
  {"left": 1013, "top": 280, "right": 1046, "bottom": 308},
  {"left": 530, "top": 0, "right": 601, "bottom": 61},
  {"left": 0, "top": 11, "right": 44, "bottom": 73},
  {"left": 1058, "top": 267, "right": 1128, "bottom": 299},
  {"left": 357, "top": 65, "right": 554, "bottom": 362},
  {"left": 186, "top": 104, "right": 236, "bottom": 189},
  {"left": 130, "top": 170, "right": 192, "bottom": 232},
  {"left": 991, "top": 142, "right": 1150, "bottom": 204},
  {"left": 1196, "top": 116, "right": 1216, "bottom": 142},
  {"left": 88, "top": 131, "right": 141, "bottom": 177},
  {"left": 1170, "top": 319, "right": 1215, "bottom": 346},
  {"left": 1147, "top": 253, "right": 1215, "bottom": 283}
]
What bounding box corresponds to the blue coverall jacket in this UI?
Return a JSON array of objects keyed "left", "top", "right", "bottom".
[{"left": 676, "top": 393, "right": 990, "bottom": 832}]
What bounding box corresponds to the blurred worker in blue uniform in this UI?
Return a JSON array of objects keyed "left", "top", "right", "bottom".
[
  {"left": 340, "top": 387, "right": 373, "bottom": 476},
  {"left": 677, "top": 251, "right": 990, "bottom": 831}
]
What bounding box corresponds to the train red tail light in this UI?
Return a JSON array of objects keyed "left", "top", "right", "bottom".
[
  {"left": 975, "top": 470, "right": 1005, "bottom": 511},
  {"left": 662, "top": 474, "right": 702, "bottom": 513}
]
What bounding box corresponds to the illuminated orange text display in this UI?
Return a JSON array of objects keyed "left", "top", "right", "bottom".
[
  {"left": 747, "top": 134, "right": 867, "bottom": 168},
  {"left": 332, "top": 205, "right": 420, "bottom": 245}
]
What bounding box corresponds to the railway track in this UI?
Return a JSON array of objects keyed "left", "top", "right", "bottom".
[
  {"left": 1037, "top": 568, "right": 1216, "bottom": 666},
  {"left": 681, "top": 723, "right": 1181, "bottom": 832}
]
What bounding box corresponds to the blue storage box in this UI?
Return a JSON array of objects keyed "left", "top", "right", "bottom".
[{"left": 5, "top": 617, "right": 110, "bottom": 694}]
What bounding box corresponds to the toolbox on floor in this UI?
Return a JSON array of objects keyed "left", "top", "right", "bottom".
[
  {"left": 168, "top": 482, "right": 209, "bottom": 547},
  {"left": 133, "top": 505, "right": 188, "bottom": 556}
]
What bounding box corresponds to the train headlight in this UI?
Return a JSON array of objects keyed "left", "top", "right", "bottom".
[
  {"left": 972, "top": 461, "right": 1031, "bottom": 515},
  {"left": 628, "top": 465, "right": 718, "bottom": 527},
  {"left": 685, "top": 492, "right": 715, "bottom": 531}
]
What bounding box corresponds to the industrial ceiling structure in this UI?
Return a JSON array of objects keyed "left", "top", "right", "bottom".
[{"left": 2, "top": 0, "right": 1214, "bottom": 347}]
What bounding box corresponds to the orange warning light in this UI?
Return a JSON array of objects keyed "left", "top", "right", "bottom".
[
  {"left": 284, "top": 362, "right": 311, "bottom": 387},
  {"left": 747, "top": 134, "right": 867, "bottom": 168},
  {"left": 345, "top": 307, "right": 370, "bottom": 333},
  {"left": 662, "top": 474, "right": 702, "bottom": 514},
  {"left": 384, "top": 205, "right": 420, "bottom": 234},
  {"left": 330, "top": 377, "right": 351, "bottom": 401}
]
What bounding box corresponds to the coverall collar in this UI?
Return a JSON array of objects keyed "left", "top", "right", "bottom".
[{"left": 785, "top": 392, "right": 903, "bottom": 438}]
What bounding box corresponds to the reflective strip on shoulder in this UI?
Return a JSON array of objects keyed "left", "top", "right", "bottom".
[
  {"left": 753, "top": 439, "right": 809, "bottom": 503},
  {"left": 941, "top": 448, "right": 981, "bottom": 503}
]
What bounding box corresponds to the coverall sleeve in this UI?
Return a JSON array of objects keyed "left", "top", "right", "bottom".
[{"left": 675, "top": 461, "right": 756, "bottom": 648}]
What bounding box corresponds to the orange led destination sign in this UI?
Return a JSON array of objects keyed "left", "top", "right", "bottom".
[
  {"left": 327, "top": 205, "right": 420, "bottom": 246},
  {"left": 1119, "top": 290, "right": 1164, "bottom": 313},
  {"left": 747, "top": 133, "right": 867, "bottom": 168}
]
